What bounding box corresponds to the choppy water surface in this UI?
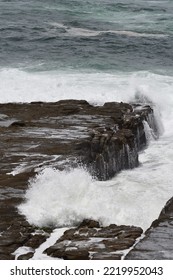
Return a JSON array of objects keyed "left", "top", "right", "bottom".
[{"left": 0, "top": 0, "right": 173, "bottom": 72}]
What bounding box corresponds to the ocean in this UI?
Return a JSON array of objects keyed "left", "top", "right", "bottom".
[{"left": 1, "top": 0, "right": 173, "bottom": 233}]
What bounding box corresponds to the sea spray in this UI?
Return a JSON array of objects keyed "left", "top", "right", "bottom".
[
  {"left": 19, "top": 168, "right": 96, "bottom": 228},
  {"left": 0, "top": 69, "right": 172, "bottom": 107},
  {"left": 19, "top": 134, "right": 173, "bottom": 233},
  {"left": 10, "top": 69, "right": 173, "bottom": 231}
]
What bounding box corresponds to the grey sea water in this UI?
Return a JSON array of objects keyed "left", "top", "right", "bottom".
[{"left": 0, "top": 0, "right": 173, "bottom": 73}]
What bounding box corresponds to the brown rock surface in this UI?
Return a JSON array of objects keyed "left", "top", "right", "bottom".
[
  {"left": 45, "top": 220, "right": 143, "bottom": 260},
  {"left": 0, "top": 100, "right": 156, "bottom": 180},
  {"left": 0, "top": 100, "right": 156, "bottom": 259}
]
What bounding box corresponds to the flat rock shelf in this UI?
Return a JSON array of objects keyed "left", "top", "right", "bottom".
[{"left": 0, "top": 99, "right": 165, "bottom": 260}]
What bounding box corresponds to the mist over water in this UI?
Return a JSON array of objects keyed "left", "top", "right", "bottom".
[{"left": 1, "top": 0, "right": 173, "bottom": 231}]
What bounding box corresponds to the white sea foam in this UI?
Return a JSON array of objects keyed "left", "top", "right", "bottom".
[
  {"left": 2, "top": 68, "right": 173, "bottom": 231},
  {"left": 19, "top": 131, "right": 173, "bottom": 231},
  {"left": 104, "top": 30, "right": 167, "bottom": 38},
  {"left": 31, "top": 228, "right": 68, "bottom": 260},
  {"left": 49, "top": 22, "right": 167, "bottom": 38},
  {"left": 0, "top": 68, "right": 172, "bottom": 133},
  {"left": 13, "top": 246, "right": 34, "bottom": 260},
  {"left": 1, "top": 68, "right": 173, "bottom": 107}
]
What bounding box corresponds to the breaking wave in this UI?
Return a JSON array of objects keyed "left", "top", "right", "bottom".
[{"left": 2, "top": 67, "right": 172, "bottom": 231}]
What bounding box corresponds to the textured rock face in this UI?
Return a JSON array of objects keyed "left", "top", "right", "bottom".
[
  {"left": 45, "top": 220, "right": 143, "bottom": 260},
  {"left": 0, "top": 100, "right": 157, "bottom": 259},
  {"left": 0, "top": 100, "right": 156, "bottom": 181},
  {"left": 125, "top": 197, "right": 173, "bottom": 260}
]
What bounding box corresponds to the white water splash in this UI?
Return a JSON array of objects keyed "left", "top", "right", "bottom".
[
  {"left": 19, "top": 134, "right": 173, "bottom": 232},
  {"left": 3, "top": 68, "right": 173, "bottom": 231}
]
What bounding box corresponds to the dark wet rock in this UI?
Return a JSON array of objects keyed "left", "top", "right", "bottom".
[
  {"left": 78, "top": 219, "right": 100, "bottom": 228},
  {"left": 17, "top": 252, "right": 34, "bottom": 260},
  {"left": 61, "top": 249, "right": 90, "bottom": 260},
  {"left": 92, "top": 252, "right": 122, "bottom": 260},
  {"left": 46, "top": 246, "right": 89, "bottom": 260},
  {"left": 0, "top": 254, "right": 14, "bottom": 260},
  {"left": 24, "top": 234, "right": 48, "bottom": 249},
  {"left": 0, "top": 100, "right": 157, "bottom": 181},
  {"left": 0, "top": 209, "right": 35, "bottom": 259},
  {"left": 45, "top": 220, "right": 142, "bottom": 260},
  {"left": 0, "top": 100, "right": 157, "bottom": 259},
  {"left": 10, "top": 121, "right": 26, "bottom": 127},
  {"left": 126, "top": 197, "right": 173, "bottom": 259},
  {"left": 158, "top": 197, "right": 173, "bottom": 221}
]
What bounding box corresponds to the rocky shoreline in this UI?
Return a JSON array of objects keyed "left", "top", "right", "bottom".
[
  {"left": 0, "top": 99, "right": 171, "bottom": 260},
  {"left": 126, "top": 197, "right": 173, "bottom": 259}
]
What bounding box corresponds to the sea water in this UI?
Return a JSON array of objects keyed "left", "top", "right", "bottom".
[{"left": 0, "top": 0, "right": 173, "bottom": 231}]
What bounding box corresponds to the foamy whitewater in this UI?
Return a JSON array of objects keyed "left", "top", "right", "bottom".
[
  {"left": 8, "top": 69, "right": 171, "bottom": 231},
  {"left": 1, "top": 0, "right": 173, "bottom": 233}
]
